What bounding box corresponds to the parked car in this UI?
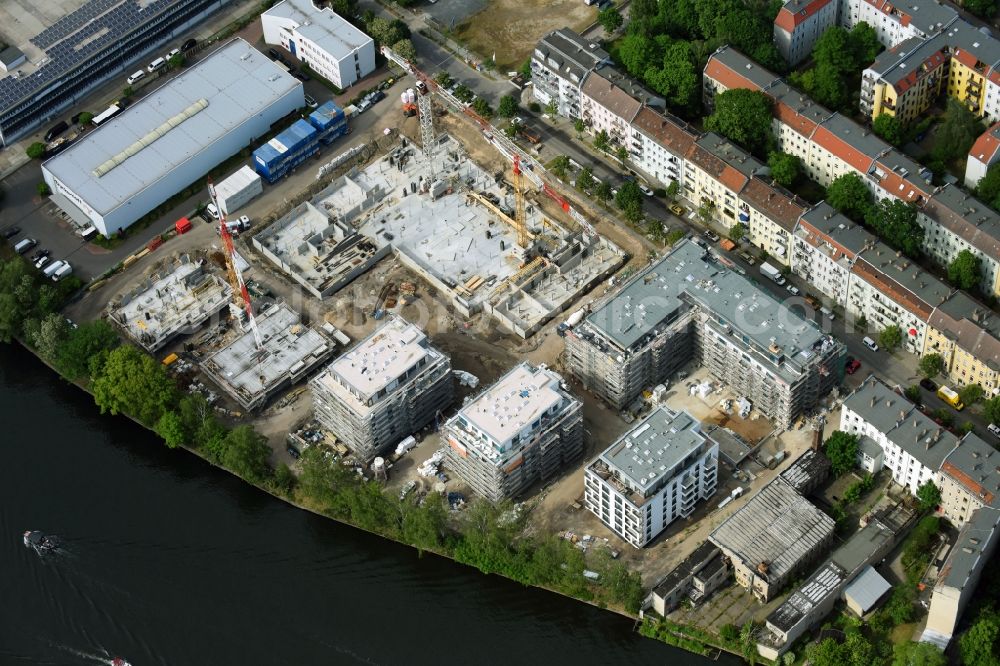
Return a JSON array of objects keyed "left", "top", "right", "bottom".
[
  {"left": 31, "top": 249, "right": 50, "bottom": 261},
  {"left": 206, "top": 203, "right": 220, "bottom": 220},
  {"left": 44, "top": 120, "right": 68, "bottom": 142},
  {"left": 786, "top": 284, "right": 800, "bottom": 296},
  {"left": 639, "top": 184, "right": 654, "bottom": 196},
  {"left": 863, "top": 336, "right": 879, "bottom": 352},
  {"left": 166, "top": 48, "right": 180, "bottom": 60},
  {"left": 845, "top": 358, "right": 862, "bottom": 374},
  {"left": 669, "top": 203, "right": 686, "bottom": 216},
  {"left": 294, "top": 69, "right": 311, "bottom": 81},
  {"left": 127, "top": 70, "right": 146, "bottom": 85},
  {"left": 703, "top": 229, "right": 719, "bottom": 242},
  {"left": 267, "top": 47, "right": 281, "bottom": 60},
  {"left": 304, "top": 94, "right": 318, "bottom": 108},
  {"left": 738, "top": 251, "right": 756, "bottom": 266},
  {"left": 2, "top": 226, "right": 20, "bottom": 239},
  {"left": 181, "top": 38, "right": 198, "bottom": 52},
  {"left": 147, "top": 57, "right": 167, "bottom": 74},
  {"left": 370, "top": 90, "right": 386, "bottom": 103},
  {"left": 34, "top": 255, "right": 50, "bottom": 269},
  {"left": 820, "top": 306, "right": 835, "bottom": 320},
  {"left": 919, "top": 378, "right": 938, "bottom": 391},
  {"left": 988, "top": 423, "right": 1000, "bottom": 438}
]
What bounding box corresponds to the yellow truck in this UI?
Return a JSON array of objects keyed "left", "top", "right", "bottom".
[{"left": 937, "top": 385, "right": 965, "bottom": 411}]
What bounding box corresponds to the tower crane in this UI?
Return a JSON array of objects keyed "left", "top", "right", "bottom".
[
  {"left": 511, "top": 153, "right": 529, "bottom": 249},
  {"left": 208, "top": 179, "right": 263, "bottom": 351}
]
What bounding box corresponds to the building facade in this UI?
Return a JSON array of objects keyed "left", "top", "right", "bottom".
[
  {"left": 262, "top": 0, "right": 375, "bottom": 89},
  {"left": 311, "top": 316, "right": 453, "bottom": 461},
  {"left": 530, "top": 28, "right": 610, "bottom": 119},
  {"left": 442, "top": 363, "right": 583, "bottom": 502},
  {"left": 584, "top": 408, "right": 719, "bottom": 548},
  {"left": 773, "top": 0, "right": 839, "bottom": 66},
  {"left": 564, "top": 240, "right": 844, "bottom": 429}
]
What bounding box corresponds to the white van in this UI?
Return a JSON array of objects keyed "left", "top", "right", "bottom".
[
  {"left": 13, "top": 237, "right": 36, "bottom": 254},
  {"left": 52, "top": 262, "right": 73, "bottom": 282},
  {"left": 147, "top": 57, "right": 166, "bottom": 73},
  {"left": 127, "top": 70, "right": 145, "bottom": 85},
  {"left": 863, "top": 336, "right": 879, "bottom": 352},
  {"left": 42, "top": 260, "right": 65, "bottom": 278}
]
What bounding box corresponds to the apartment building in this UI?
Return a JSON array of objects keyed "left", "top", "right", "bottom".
[
  {"left": 442, "top": 363, "right": 583, "bottom": 502},
  {"left": 262, "top": 0, "right": 375, "bottom": 89},
  {"left": 580, "top": 68, "right": 664, "bottom": 147},
  {"left": 791, "top": 202, "right": 869, "bottom": 304},
  {"left": 531, "top": 28, "right": 610, "bottom": 119},
  {"left": 628, "top": 106, "right": 696, "bottom": 190},
  {"left": 584, "top": 408, "right": 719, "bottom": 547},
  {"left": 310, "top": 316, "right": 453, "bottom": 461},
  {"left": 740, "top": 177, "right": 807, "bottom": 262},
  {"left": 966, "top": 121, "right": 1000, "bottom": 188},
  {"left": 924, "top": 292, "right": 1000, "bottom": 395},
  {"left": 841, "top": 375, "right": 956, "bottom": 495},
  {"left": 841, "top": 0, "right": 954, "bottom": 48},
  {"left": 860, "top": 37, "right": 948, "bottom": 123},
  {"left": 937, "top": 433, "right": 1000, "bottom": 524},
  {"left": 917, "top": 185, "right": 1000, "bottom": 296},
  {"left": 685, "top": 133, "right": 763, "bottom": 224},
  {"left": 564, "top": 240, "right": 844, "bottom": 428},
  {"left": 773, "top": 0, "right": 839, "bottom": 66}
]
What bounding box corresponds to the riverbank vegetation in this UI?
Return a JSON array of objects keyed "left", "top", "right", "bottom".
[{"left": 0, "top": 253, "right": 643, "bottom": 617}]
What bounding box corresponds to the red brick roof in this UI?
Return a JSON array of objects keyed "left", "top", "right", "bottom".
[
  {"left": 631, "top": 106, "right": 697, "bottom": 157},
  {"left": 811, "top": 125, "right": 876, "bottom": 173},
  {"left": 703, "top": 58, "right": 764, "bottom": 93},
  {"left": 941, "top": 460, "right": 996, "bottom": 505},
  {"left": 739, "top": 178, "right": 806, "bottom": 232},
  {"left": 774, "top": 0, "right": 835, "bottom": 33},
  {"left": 969, "top": 121, "right": 1000, "bottom": 166}
]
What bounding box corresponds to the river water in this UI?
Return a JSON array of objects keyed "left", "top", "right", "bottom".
[{"left": 0, "top": 346, "right": 729, "bottom": 666}]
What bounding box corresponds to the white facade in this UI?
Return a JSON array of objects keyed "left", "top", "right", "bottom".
[
  {"left": 262, "top": 0, "right": 375, "bottom": 89},
  {"left": 531, "top": 29, "right": 609, "bottom": 120},
  {"left": 215, "top": 165, "right": 263, "bottom": 216},
  {"left": 843, "top": 0, "right": 927, "bottom": 48},
  {"left": 584, "top": 409, "right": 718, "bottom": 548},
  {"left": 773, "top": 0, "right": 839, "bottom": 66}
]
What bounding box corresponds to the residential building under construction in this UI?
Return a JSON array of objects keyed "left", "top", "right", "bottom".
[
  {"left": 563, "top": 240, "right": 845, "bottom": 428},
  {"left": 310, "top": 316, "right": 453, "bottom": 461},
  {"left": 442, "top": 362, "right": 583, "bottom": 502}
]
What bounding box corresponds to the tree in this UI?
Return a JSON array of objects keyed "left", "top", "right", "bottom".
[
  {"left": 918, "top": 353, "right": 944, "bottom": 379},
  {"left": 892, "top": 641, "right": 945, "bottom": 666},
  {"left": 167, "top": 53, "right": 185, "bottom": 69},
  {"left": 767, "top": 151, "right": 802, "bottom": 187},
  {"left": 960, "top": 383, "right": 985, "bottom": 406},
  {"left": 873, "top": 113, "right": 904, "bottom": 146},
  {"left": 435, "top": 71, "right": 453, "bottom": 87},
  {"left": 273, "top": 463, "right": 296, "bottom": 496},
  {"left": 823, "top": 430, "right": 859, "bottom": 476},
  {"left": 122, "top": 86, "right": 134, "bottom": 98},
  {"left": 729, "top": 223, "right": 745, "bottom": 242},
  {"left": 705, "top": 89, "right": 773, "bottom": 156},
  {"left": 471, "top": 97, "right": 493, "bottom": 118},
  {"left": 867, "top": 199, "right": 924, "bottom": 258},
  {"left": 617, "top": 33, "right": 654, "bottom": 78},
  {"left": 665, "top": 180, "right": 680, "bottom": 202},
  {"left": 26, "top": 142, "right": 47, "bottom": 159},
  {"left": 91, "top": 345, "right": 178, "bottom": 426},
  {"left": 594, "top": 130, "right": 611, "bottom": 152},
  {"left": 576, "top": 167, "right": 595, "bottom": 192},
  {"left": 615, "top": 145, "right": 628, "bottom": 163},
  {"left": 948, "top": 250, "right": 982, "bottom": 290},
  {"left": 550, "top": 155, "right": 570, "bottom": 179},
  {"left": 976, "top": 162, "right": 1000, "bottom": 209},
  {"left": 155, "top": 411, "right": 187, "bottom": 449},
  {"left": 573, "top": 118, "right": 585, "bottom": 135},
  {"left": 905, "top": 385, "right": 921, "bottom": 402},
  {"left": 964, "top": 0, "right": 998, "bottom": 18},
  {"left": 54, "top": 320, "right": 119, "bottom": 379},
  {"left": 643, "top": 42, "right": 700, "bottom": 111},
  {"left": 850, "top": 22, "right": 882, "bottom": 64},
  {"left": 959, "top": 607, "right": 1000, "bottom": 666},
  {"left": 78, "top": 111, "right": 94, "bottom": 125},
  {"left": 497, "top": 94, "right": 518, "bottom": 118},
  {"left": 391, "top": 39, "right": 417, "bottom": 63},
  {"left": 37, "top": 182, "right": 51, "bottom": 197},
  {"left": 453, "top": 84, "right": 474, "bottom": 103},
  {"left": 595, "top": 181, "right": 613, "bottom": 204},
  {"left": 28, "top": 312, "right": 69, "bottom": 362},
  {"left": 367, "top": 17, "right": 409, "bottom": 47},
  {"left": 826, "top": 172, "right": 873, "bottom": 222},
  {"left": 933, "top": 98, "right": 985, "bottom": 163},
  {"left": 222, "top": 425, "right": 272, "bottom": 482},
  {"left": 985, "top": 395, "right": 1000, "bottom": 424},
  {"left": 616, "top": 181, "right": 645, "bottom": 223},
  {"left": 917, "top": 480, "right": 941, "bottom": 511},
  {"left": 545, "top": 99, "right": 558, "bottom": 116},
  {"left": 518, "top": 59, "right": 532, "bottom": 80},
  {"left": 598, "top": 5, "right": 624, "bottom": 33},
  {"left": 878, "top": 324, "right": 903, "bottom": 351}
]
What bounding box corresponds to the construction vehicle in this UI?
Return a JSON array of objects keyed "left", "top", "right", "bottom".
[
  {"left": 373, "top": 282, "right": 396, "bottom": 320},
  {"left": 517, "top": 127, "right": 541, "bottom": 144},
  {"left": 401, "top": 88, "right": 417, "bottom": 117}
]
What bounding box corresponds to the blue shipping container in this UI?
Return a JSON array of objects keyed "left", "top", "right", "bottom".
[
  {"left": 309, "top": 101, "right": 348, "bottom": 145},
  {"left": 253, "top": 119, "right": 319, "bottom": 182}
]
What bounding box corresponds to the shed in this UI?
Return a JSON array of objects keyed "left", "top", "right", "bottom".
[
  {"left": 843, "top": 565, "right": 892, "bottom": 616},
  {"left": 175, "top": 217, "right": 192, "bottom": 234},
  {"left": 0, "top": 46, "right": 26, "bottom": 73}
]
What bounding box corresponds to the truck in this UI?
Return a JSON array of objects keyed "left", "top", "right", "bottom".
[
  {"left": 937, "top": 385, "right": 965, "bottom": 411},
  {"left": 42, "top": 260, "right": 64, "bottom": 278},
  {"left": 759, "top": 262, "right": 786, "bottom": 285},
  {"left": 13, "top": 238, "right": 36, "bottom": 254},
  {"left": 518, "top": 127, "right": 541, "bottom": 144}
]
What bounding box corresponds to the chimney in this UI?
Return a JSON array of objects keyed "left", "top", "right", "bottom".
[{"left": 870, "top": 396, "right": 877, "bottom": 408}]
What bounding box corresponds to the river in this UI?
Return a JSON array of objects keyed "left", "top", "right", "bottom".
[{"left": 0, "top": 346, "right": 729, "bottom": 666}]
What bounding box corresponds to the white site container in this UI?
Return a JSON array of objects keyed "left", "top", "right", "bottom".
[{"left": 215, "top": 166, "right": 263, "bottom": 216}]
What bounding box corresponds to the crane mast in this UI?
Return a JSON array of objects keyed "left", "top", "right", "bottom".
[{"left": 208, "top": 180, "right": 263, "bottom": 350}]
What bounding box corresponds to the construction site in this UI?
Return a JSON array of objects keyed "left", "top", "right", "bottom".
[{"left": 109, "top": 255, "right": 233, "bottom": 353}]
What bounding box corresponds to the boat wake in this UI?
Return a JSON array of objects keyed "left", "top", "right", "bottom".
[{"left": 54, "top": 644, "right": 131, "bottom": 666}]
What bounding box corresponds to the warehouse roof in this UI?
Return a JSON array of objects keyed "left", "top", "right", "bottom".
[
  {"left": 710, "top": 476, "right": 835, "bottom": 582},
  {"left": 264, "top": 0, "right": 372, "bottom": 61},
  {"left": 41, "top": 38, "right": 300, "bottom": 216}
]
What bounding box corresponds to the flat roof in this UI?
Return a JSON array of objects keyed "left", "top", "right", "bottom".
[
  {"left": 653, "top": 542, "right": 722, "bottom": 597},
  {"left": 110, "top": 257, "right": 231, "bottom": 350},
  {"left": 534, "top": 28, "right": 609, "bottom": 82},
  {"left": 215, "top": 165, "right": 261, "bottom": 199},
  {"left": 779, "top": 449, "right": 831, "bottom": 494},
  {"left": 939, "top": 506, "right": 1000, "bottom": 589},
  {"left": 597, "top": 408, "right": 708, "bottom": 495},
  {"left": 202, "top": 303, "right": 331, "bottom": 402},
  {"left": 710, "top": 476, "right": 835, "bottom": 580},
  {"left": 457, "top": 362, "right": 568, "bottom": 451},
  {"left": 326, "top": 316, "right": 434, "bottom": 404},
  {"left": 583, "top": 240, "right": 833, "bottom": 381},
  {"left": 264, "top": 0, "right": 371, "bottom": 61},
  {"left": 41, "top": 38, "right": 300, "bottom": 216},
  {"left": 842, "top": 376, "right": 959, "bottom": 472}
]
